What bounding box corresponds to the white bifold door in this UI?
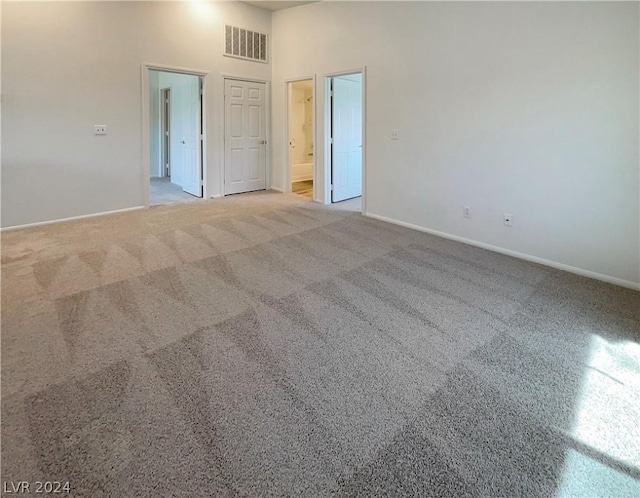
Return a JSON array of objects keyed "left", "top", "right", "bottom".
[
  {"left": 331, "top": 73, "right": 362, "bottom": 203},
  {"left": 224, "top": 79, "right": 267, "bottom": 195}
]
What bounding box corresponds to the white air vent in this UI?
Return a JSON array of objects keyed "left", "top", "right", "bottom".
[{"left": 224, "top": 25, "right": 268, "bottom": 63}]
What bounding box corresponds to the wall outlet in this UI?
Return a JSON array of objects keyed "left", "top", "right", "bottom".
[
  {"left": 391, "top": 129, "right": 400, "bottom": 140},
  {"left": 94, "top": 125, "right": 107, "bottom": 135},
  {"left": 463, "top": 206, "right": 471, "bottom": 218},
  {"left": 503, "top": 213, "right": 513, "bottom": 227}
]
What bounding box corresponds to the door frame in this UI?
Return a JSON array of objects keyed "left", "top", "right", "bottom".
[
  {"left": 324, "top": 67, "right": 367, "bottom": 212},
  {"left": 141, "top": 63, "right": 208, "bottom": 207},
  {"left": 221, "top": 75, "right": 271, "bottom": 196},
  {"left": 284, "top": 75, "right": 316, "bottom": 198}
]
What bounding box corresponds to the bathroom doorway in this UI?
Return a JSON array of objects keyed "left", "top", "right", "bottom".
[{"left": 287, "top": 78, "right": 315, "bottom": 199}]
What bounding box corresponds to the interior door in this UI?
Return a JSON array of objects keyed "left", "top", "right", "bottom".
[
  {"left": 224, "top": 79, "right": 267, "bottom": 195},
  {"left": 180, "top": 77, "right": 202, "bottom": 197},
  {"left": 331, "top": 74, "right": 362, "bottom": 202}
]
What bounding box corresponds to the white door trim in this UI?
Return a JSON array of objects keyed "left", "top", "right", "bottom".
[
  {"left": 141, "top": 63, "right": 209, "bottom": 207},
  {"left": 284, "top": 75, "right": 317, "bottom": 198},
  {"left": 323, "top": 66, "right": 367, "bottom": 213},
  {"left": 221, "top": 75, "right": 271, "bottom": 195}
]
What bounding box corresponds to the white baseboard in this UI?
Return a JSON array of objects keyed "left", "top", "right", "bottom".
[
  {"left": 269, "top": 187, "right": 285, "bottom": 193},
  {"left": 1, "top": 206, "right": 146, "bottom": 232},
  {"left": 365, "top": 212, "right": 640, "bottom": 291},
  {"left": 210, "top": 194, "right": 224, "bottom": 199}
]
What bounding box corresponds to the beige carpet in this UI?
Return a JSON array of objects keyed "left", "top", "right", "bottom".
[{"left": 2, "top": 191, "right": 639, "bottom": 497}]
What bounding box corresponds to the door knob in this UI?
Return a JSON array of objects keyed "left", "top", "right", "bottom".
[
  {"left": 260, "top": 140, "right": 267, "bottom": 145},
  {"left": 180, "top": 140, "right": 186, "bottom": 144}
]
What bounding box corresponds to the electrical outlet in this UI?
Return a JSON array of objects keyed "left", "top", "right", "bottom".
[
  {"left": 94, "top": 125, "right": 107, "bottom": 135},
  {"left": 503, "top": 213, "right": 513, "bottom": 227},
  {"left": 391, "top": 129, "right": 400, "bottom": 140},
  {"left": 463, "top": 206, "right": 471, "bottom": 218}
]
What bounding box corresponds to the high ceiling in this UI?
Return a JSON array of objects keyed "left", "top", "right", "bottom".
[{"left": 241, "top": 1, "right": 318, "bottom": 12}]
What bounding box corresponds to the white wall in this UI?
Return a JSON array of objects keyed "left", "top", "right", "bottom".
[
  {"left": 2, "top": 1, "right": 271, "bottom": 227},
  {"left": 272, "top": 1, "right": 640, "bottom": 285},
  {"left": 149, "top": 70, "right": 161, "bottom": 178}
]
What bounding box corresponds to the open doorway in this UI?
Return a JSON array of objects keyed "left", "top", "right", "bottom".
[
  {"left": 327, "top": 72, "right": 363, "bottom": 211},
  {"left": 149, "top": 69, "right": 203, "bottom": 206},
  {"left": 287, "top": 79, "right": 315, "bottom": 199}
]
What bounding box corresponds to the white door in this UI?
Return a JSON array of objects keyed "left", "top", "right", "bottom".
[
  {"left": 166, "top": 74, "right": 202, "bottom": 197},
  {"left": 179, "top": 77, "right": 202, "bottom": 197},
  {"left": 169, "top": 82, "right": 183, "bottom": 187},
  {"left": 331, "top": 74, "right": 362, "bottom": 202},
  {"left": 224, "top": 79, "right": 267, "bottom": 195}
]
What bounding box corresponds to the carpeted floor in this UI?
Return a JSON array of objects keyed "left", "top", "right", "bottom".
[{"left": 2, "top": 191, "right": 639, "bottom": 497}]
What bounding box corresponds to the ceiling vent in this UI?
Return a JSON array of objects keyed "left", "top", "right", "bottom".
[{"left": 224, "top": 25, "right": 268, "bottom": 63}]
